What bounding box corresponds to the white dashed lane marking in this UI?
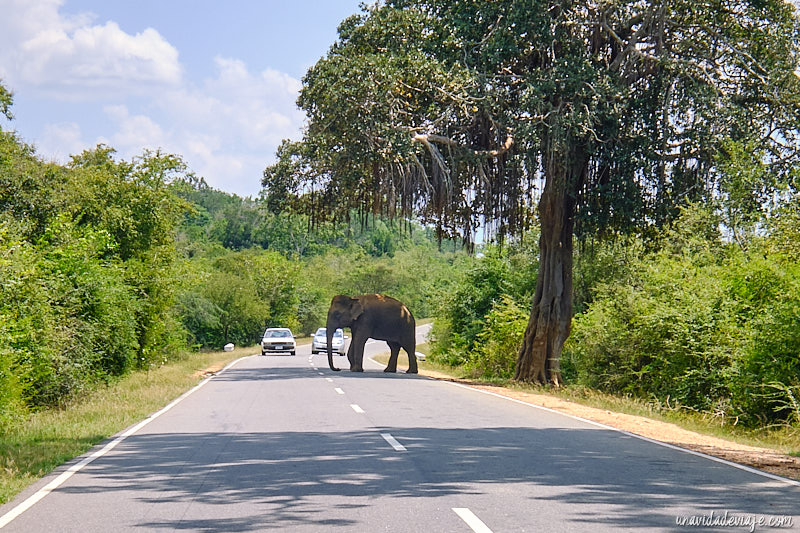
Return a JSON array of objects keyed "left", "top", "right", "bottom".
[
  {"left": 453, "top": 508, "right": 494, "bottom": 533},
  {"left": 334, "top": 388, "right": 344, "bottom": 395},
  {"left": 380, "top": 433, "right": 406, "bottom": 452},
  {"left": 350, "top": 404, "right": 365, "bottom": 414}
]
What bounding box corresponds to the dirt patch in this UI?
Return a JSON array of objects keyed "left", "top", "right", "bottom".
[
  {"left": 419, "top": 369, "right": 800, "bottom": 483},
  {"left": 194, "top": 363, "right": 225, "bottom": 379}
]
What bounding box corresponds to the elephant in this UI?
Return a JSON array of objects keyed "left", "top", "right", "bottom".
[{"left": 325, "top": 294, "right": 418, "bottom": 374}]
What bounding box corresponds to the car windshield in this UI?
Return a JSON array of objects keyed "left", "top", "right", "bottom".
[
  {"left": 264, "top": 330, "right": 291, "bottom": 338},
  {"left": 315, "top": 328, "right": 342, "bottom": 338}
]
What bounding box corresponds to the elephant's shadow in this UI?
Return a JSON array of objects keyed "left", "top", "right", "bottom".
[{"left": 210, "top": 363, "right": 425, "bottom": 383}]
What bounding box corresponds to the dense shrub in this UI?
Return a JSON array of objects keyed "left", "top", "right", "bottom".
[
  {"left": 0, "top": 138, "right": 189, "bottom": 415},
  {"left": 726, "top": 255, "right": 800, "bottom": 425},
  {"left": 429, "top": 242, "right": 538, "bottom": 370},
  {"left": 179, "top": 249, "right": 300, "bottom": 347},
  {"left": 564, "top": 206, "right": 800, "bottom": 426},
  {"left": 465, "top": 295, "right": 528, "bottom": 379}
]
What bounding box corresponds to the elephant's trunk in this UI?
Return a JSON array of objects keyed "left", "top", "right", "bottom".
[{"left": 326, "top": 326, "right": 339, "bottom": 371}]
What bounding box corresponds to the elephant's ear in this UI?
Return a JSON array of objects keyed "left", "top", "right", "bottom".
[{"left": 350, "top": 297, "right": 364, "bottom": 321}]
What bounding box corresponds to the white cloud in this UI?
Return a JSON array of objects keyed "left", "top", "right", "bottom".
[
  {"left": 146, "top": 58, "right": 306, "bottom": 194},
  {"left": 0, "top": 0, "right": 181, "bottom": 96},
  {"left": 0, "top": 0, "right": 306, "bottom": 197},
  {"left": 102, "top": 105, "right": 167, "bottom": 154},
  {"left": 163, "top": 57, "right": 304, "bottom": 151},
  {"left": 37, "top": 121, "right": 85, "bottom": 162}
]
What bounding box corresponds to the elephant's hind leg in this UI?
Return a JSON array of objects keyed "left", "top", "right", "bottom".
[
  {"left": 405, "top": 343, "right": 418, "bottom": 374},
  {"left": 384, "top": 342, "right": 400, "bottom": 373}
]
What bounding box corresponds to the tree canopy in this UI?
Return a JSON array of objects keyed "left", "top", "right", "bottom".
[{"left": 265, "top": 0, "right": 800, "bottom": 383}]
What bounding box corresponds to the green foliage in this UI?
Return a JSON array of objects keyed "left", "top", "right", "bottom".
[
  {"left": 174, "top": 174, "right": 465, "bottom": 340},
  {"left": 433, "top": 251, "right": 511, "bottom": 361},
  {"left": 0, "top": 81, "right": 12, "bottom": 122},
  {"left": 179, "top": 249, "right": 300, "bottom": 347},
  {"left": 466, "top": 295, "right": 528, "bottom": 379},
  {"left": 0, "top": 137, "right": 190, "bottom": 415},
  {"left": 727, "top": 254, "right": 800, "bottom": 425},
  {"left": 0, "top": 215, "right": 140, "bottom": 413},
  {"left": 429, "top": 241, "right": 538, "bottom": 368},
  {"left": 764, "top": 196, "right": 800, "bottom": 260},
  {"left": 564, "top": 205, "right": 800, "bottom": 426},
  {"left": 429, "top": 203, "right": 800, "bottom": 427}
]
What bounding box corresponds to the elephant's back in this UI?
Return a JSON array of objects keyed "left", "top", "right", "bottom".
[{"left": 363, "top": 294, "right": 414, "bottom": 319}]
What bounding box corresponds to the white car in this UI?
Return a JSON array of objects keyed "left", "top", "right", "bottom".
[
  {"left": 311, "top": 327, "right": 347, "bottom": 356},
  {"left": 261, "top": 328, "right": 296, "bottom": 356}
]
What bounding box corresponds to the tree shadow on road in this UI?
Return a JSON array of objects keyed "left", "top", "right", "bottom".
[{"left": 54, "top": 425, "right": 800, "bottom": 532}]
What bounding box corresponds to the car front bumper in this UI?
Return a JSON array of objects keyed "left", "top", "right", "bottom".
[
  {"left": 261, "top": 343, "right": 295, "bottom": 352},
  {"left": 312, "top": 341, "right": 345, "bottom": 354}
]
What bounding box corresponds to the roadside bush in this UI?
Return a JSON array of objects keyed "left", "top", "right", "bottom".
[
  {"left": 180, "top": 249, "right": 300, "bottom": 347},
  {"left": 726, "top": 255, "right": 800, "bottom": 425},
  {"left": 565, "top": 260, "right": 737, "bottom": 412},
  {"left": 0, "top": 219, "right": 29, "bottom": 427},
  {"left": 429, "top": 241, "right": 537, "bottom": 370},
  {"left": 564, "top": 205, "right": 800, "bottom": 427},
  {"left": 465, "top": 295, "right": 528, "bottom": 379},
  {"left": 1, "top": 216, "right": 142, "bottom": 409}
]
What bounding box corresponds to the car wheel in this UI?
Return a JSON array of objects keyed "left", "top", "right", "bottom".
[
  {"left": 261, "top": 351, "right": 266, "bottom": 356},
  {"left": 290, "top": 351, "right": 296, "bottom": 356}
]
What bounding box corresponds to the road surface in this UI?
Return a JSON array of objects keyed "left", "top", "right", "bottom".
[{"left": 1, "top": 325, "right": 798, "bottom": 532}]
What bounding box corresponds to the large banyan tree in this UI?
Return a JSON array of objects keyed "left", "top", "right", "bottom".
[{"left": 264, "top": 0, "right": 800, "bottom": 384}]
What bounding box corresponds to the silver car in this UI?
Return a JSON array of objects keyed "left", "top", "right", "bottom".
[
  {"left": 261, "top": 328, "right": 296, "bottom": 356},
  {"left": 311, "top": 327, "right": 346, "bottom": 356}
]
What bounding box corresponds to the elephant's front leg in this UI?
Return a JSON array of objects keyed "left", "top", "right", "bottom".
[
  {"left": 346, "top": 342, "right": 355, "bottom": 368},
  {"left": 384, "top": 342, "right": 400, "bottom": 373},
  {"left": 350, "top": 330, "right": 367, "bottom": 372}
]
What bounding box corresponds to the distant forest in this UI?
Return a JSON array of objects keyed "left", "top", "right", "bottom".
[{"left": 0, "top": 126, "right": 466, "bottom": 426}]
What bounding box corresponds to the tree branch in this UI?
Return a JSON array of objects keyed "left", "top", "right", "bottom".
[{"left": 411, "top": 132, "right": 514, "bottom": 157}]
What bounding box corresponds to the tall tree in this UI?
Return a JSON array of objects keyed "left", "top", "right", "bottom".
[{"left": 265, "top": 0, "right": 800, "bottom": 384}]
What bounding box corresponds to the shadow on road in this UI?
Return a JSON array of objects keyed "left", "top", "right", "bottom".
[
  {"left": 213, "top": 364, "right": 425, "bottom": 383},
  {"left": 57, "top": 425, "right": 799, "bottom": 531}
]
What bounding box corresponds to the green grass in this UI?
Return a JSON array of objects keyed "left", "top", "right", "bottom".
[{"left": 0, "top": 346, "right": 249, "bottom": 505}]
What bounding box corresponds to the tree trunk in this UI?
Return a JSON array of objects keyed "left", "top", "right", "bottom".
[{"left": 514, "top": 143, "right": 587, "bottom": 385}]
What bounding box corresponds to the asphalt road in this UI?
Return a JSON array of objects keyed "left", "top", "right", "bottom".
[{"left": 1, "top": 325, "right": 798, "bottom": 532}]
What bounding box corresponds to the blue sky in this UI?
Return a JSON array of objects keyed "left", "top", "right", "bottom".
[{"left": 0, "top": 0, "right": 366, "bottom": 197}]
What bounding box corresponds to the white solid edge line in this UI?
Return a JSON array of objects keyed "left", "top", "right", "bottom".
[
  {"left": 453, "top": 508, "right": 494, "bottom": 533},
  {"left": 0, "top": 355, "right": 252, "bottom": 529},
  {"left": 380, "top": 433, "right": 407, "bottom": 452},
  {"left": 443, "top": 381, "right": 800, "bottom": 488}
]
